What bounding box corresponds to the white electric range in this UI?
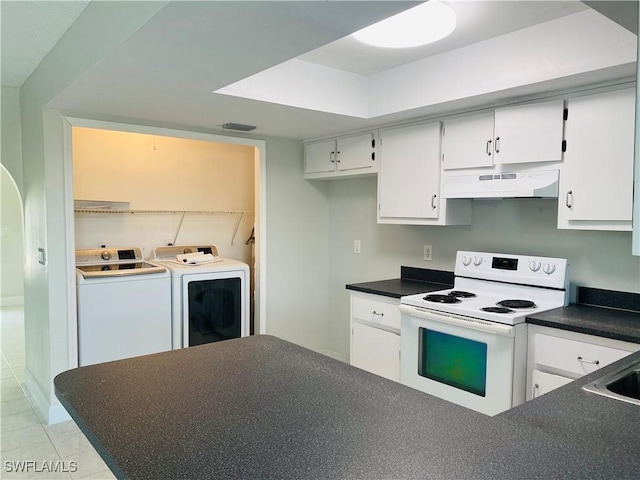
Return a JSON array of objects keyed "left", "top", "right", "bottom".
[{"left": 400, "top": 250, "right": 569, "bottom": 416}]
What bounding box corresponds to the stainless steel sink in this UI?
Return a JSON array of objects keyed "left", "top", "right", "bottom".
[{"left": 582, "top": 358, "right": 640, "bottom": 406}]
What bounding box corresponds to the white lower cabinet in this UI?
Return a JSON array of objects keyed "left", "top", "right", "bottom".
[
  {"left": 526, "top": 325, "right": 640, "bottom": 400},
  {"left": 351, "top": 323, "right": 400, "bottom": 382},
  {"left": 530, "top": 369, "right": 573, "bottom": 400},
  {"left": 350, "top": 292, "right": 401, "bottom": 382}
]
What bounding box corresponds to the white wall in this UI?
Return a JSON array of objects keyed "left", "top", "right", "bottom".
[
  {"left": 72, "top": 127, "right": 255, "bottom": 263},
  {"left": 19, "top": 1, "right": 168, "bottom": 423},
  {"left": 264, "top": 137, "right": 331, "bottom": 354},
  {"left": 326, "top": 176, "right": 640, "bottom": 359},
  {"left": 1, "top": 87, "right": 23, "bottom": 192},
  {"left": 1, "top": 165, "right": 24, "bottom": 304}
]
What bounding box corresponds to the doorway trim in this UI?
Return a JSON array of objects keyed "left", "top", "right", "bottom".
[{"left": 62, "top": 117, "right": 267, "bottom": 368}]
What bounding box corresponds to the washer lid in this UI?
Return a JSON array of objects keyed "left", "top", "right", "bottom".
[{"left": 76, "top": 262, "right": 167, "bottom": 278}]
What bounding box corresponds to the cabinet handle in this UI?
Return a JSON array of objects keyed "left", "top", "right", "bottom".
[
  {"left": 577, "top": 356, "right": 599, "bottom": 365},
  {"left": 486, "top": 139, "right": 492, "bottom": 156},
  {"left": 431, "top": 194, "right": 437, "bottom": 209},
  {"left": 336, "top": 151, "right": 341, "bottom": 163},
  {"left": 566, "top": 190, "right": 573, "bottom": 208},
  {"left": 532, "top": 382, "right": 539, "bottom": 399},
  {"left": 494, "top": 137, "right": 500, "bottom": 153},
  {"left": 372, "top": 310, "right": 384, "bottom": 317},
  {"left": 330, "top": 151, "right": 335, "bottom": 163}
]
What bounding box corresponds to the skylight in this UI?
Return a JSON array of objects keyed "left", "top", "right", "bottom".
[{"left": 352, "top": 1, "right": 456, "bottom": 49}]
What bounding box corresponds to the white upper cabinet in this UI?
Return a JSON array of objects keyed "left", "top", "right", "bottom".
[
  {"left": 558, "top": 88, "right": 635, "bottom": 231},
  {"left": 493, "top": 100, "right": 565, "bottom": 165},
  {"left": 378, "top": 122, "right": 442, "bottom": 221},
  {"left": 304, "top": 131, "right": 377, "bottom": 179},
  {"left": 304, "top": 139, "right": 337, "bottom": 174},
  {"left": 377, "top": 122, "right": 472, "bottom": 225},
  {"left": 442, "top": 112, "right": 495, "bottom": 170}
]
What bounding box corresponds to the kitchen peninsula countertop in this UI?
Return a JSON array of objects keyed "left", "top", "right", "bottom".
[{"left": 55, "top": 335, "right": 640, "bottom": 480}]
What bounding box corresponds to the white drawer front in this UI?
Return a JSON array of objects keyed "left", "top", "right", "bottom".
[
  {"left": 534, "top": 333, "right": 632, "bottom": 376},
  {"left": 352, "top": 296, "right": 401, "bottom": 330}
]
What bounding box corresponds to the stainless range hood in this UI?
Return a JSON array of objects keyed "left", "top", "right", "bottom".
[{"left": 442, "top": 169, "right": 559, "bottom": 199}]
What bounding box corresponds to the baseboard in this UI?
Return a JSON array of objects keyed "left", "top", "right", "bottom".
[
  {"left": 23, "top": 368, "right": 71, "bottom": 425},
  {"left": 0, "top": 296, "right": 24, "bottom": 307},
  {"left": 320, "top": 349, "right": 349, "bottom": 364}
]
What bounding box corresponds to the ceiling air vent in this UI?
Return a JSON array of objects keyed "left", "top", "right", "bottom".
[{"left": 222, "top": 122, "right": 256, "bottom": 132}]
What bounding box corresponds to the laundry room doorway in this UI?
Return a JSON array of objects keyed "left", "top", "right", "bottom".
[{"left": 62, "top": 118, "right": 267, "bottom": 367}]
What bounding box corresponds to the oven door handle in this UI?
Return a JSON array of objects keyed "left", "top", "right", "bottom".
[{"left": 399, "top": 305, "right": 515, "bottom": 337}]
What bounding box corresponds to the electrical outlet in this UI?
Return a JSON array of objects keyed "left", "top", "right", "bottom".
[
  {"left": 354, "top": 240, "right": 361, "bottom": 254},
  {"left": 423, "top": 245, "right": 433, "bottom": 261}
]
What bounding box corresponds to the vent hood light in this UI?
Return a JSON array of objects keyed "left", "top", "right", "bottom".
[
  {"left": 442, "top": 170, "right": 560, "bottom": 199},
  {"left": 352, "top": 2, "right": 456, "bottom": 49}
]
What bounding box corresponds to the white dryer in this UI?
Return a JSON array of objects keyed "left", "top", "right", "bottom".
[
  {"left": 75, "top": 247, "right": 172, "bottom": 366},
  {"left": 152, "top": 245, "right": 250, "bottom": 349}
]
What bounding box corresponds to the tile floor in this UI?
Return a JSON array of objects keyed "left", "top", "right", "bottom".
[{"left": 1, "top": 305, "right": 115, "bottom": 479}]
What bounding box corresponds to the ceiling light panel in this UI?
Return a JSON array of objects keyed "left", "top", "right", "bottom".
[{"left": 352, "top": 2, "right": 456, "bottom": 49}]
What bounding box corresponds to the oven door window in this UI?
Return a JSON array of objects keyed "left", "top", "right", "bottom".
[
  {"left": 418, "top": 327, "right": 488, "bottom": 397},
  {"left": 188, "top": 278, "right": 241, "bottom": 346}
]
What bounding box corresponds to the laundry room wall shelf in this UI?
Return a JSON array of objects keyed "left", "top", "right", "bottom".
[{"left": 73, "top": 209, "right": 255, "bottom": 246}]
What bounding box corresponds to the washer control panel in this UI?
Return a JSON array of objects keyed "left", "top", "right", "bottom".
[{"left": 76, "top": 247, "right": 142, "bottom": 265}]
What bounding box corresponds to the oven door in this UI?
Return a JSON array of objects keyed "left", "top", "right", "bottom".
[
  {"left": 400, "top": 304, "right": 519, "bottom": 416},
  {"left": 182, "top": 271, "right": 247, "bottom": 347}
]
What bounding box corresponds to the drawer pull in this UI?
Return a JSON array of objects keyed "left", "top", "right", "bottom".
[
  {"left": 372, "top": 311, "right": 384, "bottom": 317},
  {"left": 577, "top": 356, "right": 600, "bottom": 365}
]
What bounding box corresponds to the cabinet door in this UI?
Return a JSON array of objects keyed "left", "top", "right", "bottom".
[
  {"left": 351, "top": 322, "right": 400, "bottom": 382},
  {"left": 560, "top": 88, "right": 635, "bottom": 222},
  {"left": 378, "top": 122, "right": 441, "bottom": 220},
  {"left": 337, "top": 131, "right": 376, "bottom": 172},
  {"left": 442, "top": 112, "right": 495, "bottom": 170},
  {"left": 493, "top": 100, "right": 564, "bottom": 165},
  {"left": 304, "top": 140, "right": 337, "bottom": 174},
  {"left": 530, "top": 369, "right": 572, "bottom": 399}
]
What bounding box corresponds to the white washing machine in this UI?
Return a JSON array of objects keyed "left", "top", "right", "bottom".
[
  {"left": 152, "top": 245, "right": 250, "bottom": 349},
  {"left": 75, "top": 247, "right": 172, "bottom": 366}
]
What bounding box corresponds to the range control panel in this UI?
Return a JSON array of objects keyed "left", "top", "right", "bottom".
[{"left": 455, "top": 250, "right": 569, "bottom": 290}]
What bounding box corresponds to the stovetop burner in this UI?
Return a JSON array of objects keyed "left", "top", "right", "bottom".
[
  {"left": 423, "top": 294, "right": 461, "bottom": 304},
  {"left": 481, "top": 306, "right": 515, "bottom": 314},
  {"left": 448, "top": 291, "right": 476, "bottom": 298},
  {"left": 496, "top": 299, "right": 537, "bottom": 309}
]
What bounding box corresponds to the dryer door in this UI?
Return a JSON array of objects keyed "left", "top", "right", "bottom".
[{"left": 183, "top": 271, "right": 247, "bottom": 347}]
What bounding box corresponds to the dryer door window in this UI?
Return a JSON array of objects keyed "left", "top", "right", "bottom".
[{"left": 187, "top": 277, "right": 242, "bottom": 346}]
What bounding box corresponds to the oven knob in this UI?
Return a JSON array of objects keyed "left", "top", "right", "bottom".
[
  {"left": 473, "top": 256, "right": 483, "bottom": 266},
  {"left": 462, "top": 256, "right": 472, "bottom": 266},
  {"left": 529, "top": 261, "right": 541, "bottom": 272},
  {"left": 101, "top": 251, "right": 111, "bottom": 261},
  {"left": 543, "top": 263, "right": 556, "bottom": 275}
]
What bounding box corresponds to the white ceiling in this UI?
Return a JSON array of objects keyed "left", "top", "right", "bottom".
[
  {"left": 1, "top": 0, "right": 90, "bottom": 87},
  {"left": 1, "top": 1, "right": 637, "bottom": 141},
  {"left": 298, "top": 1, "right": 588, "bottom": 76}
]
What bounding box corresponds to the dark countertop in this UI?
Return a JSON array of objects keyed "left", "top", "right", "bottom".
[
  {"left": 55, "top": 335, "right": 640, "bottom": 480},
  {"left": 526, "top": 287, "right": 640, "bottom": 343},
  {"left": 346, "top": 266, "right": 453, "bottom": 298},
  {"left": 526, "top": 304, "right": 640, "bottom": 343},
  {"left": 349, "top": 274, "right": 640, "bottom": 342}
]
